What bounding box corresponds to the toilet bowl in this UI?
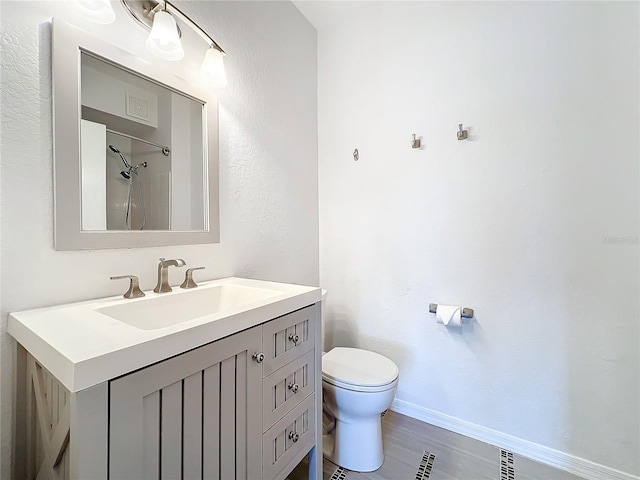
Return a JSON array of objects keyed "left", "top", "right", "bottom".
[{"left": 322, "top": 347, "right": 399, "bottom": 472}]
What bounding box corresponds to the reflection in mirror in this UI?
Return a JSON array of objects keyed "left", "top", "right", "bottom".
[
  {"left": 52, "top": 20, "right": 219, "bottom": 250},
  {"left": 80, "top": 52, "right": 205, "bottom": 232}
]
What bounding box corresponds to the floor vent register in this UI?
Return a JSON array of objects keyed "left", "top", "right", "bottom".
[
  {"left": 415, "top": 451, "right": 436, "bottom": 480},
  {"left": 330, "top": 466, "right": 348, "bottom": 480},
  {"left": 500, "top": 449, "right": 515, "bottom": 480}
]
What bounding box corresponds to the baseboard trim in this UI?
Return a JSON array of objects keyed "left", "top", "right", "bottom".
[{"left": 390, "top": 399, "right": 639, "bottom": 480}]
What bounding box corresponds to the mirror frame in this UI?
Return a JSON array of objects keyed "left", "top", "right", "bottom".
[{"left": 52, "top": 20, "right": 220, "bottom": 250}]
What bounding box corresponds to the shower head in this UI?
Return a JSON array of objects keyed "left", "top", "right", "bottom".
[
  {"left": 108, "top": 144, "right": 131, "bottom": 169},
  {"left": 120, "top": 171, "right": 131, "bottom": 179}
]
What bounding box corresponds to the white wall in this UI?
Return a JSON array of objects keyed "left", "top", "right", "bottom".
[
  {"left": 298, "top": 1, "right": 639, "bottom": 477},
  {"left": 0, "top": 1, "right": 318, "bottom": 476}
]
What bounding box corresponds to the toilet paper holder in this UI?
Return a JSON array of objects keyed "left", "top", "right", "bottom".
[{"left": 429, "top": 303, "right": 474, "bottom": 319}]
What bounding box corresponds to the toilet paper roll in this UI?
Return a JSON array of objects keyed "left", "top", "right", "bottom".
[{"left": 436, "top": 305, "right": 463, "bottom": 327}]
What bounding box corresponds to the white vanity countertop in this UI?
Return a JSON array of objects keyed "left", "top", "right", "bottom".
[{"left": 8, "top": 277, "right": 321, "bottom": 392}]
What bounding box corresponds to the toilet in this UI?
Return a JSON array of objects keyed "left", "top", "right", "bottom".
[{"left": 322, "top": 347, "right": 399, "bottom": 472}]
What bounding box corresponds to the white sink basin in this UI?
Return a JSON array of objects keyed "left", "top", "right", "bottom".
[
  {"left": 97, "top": 283, "right": 281, "bottom": 330},
  {"left": 8, "top": 277, "right": 320, "bottom": 392}
]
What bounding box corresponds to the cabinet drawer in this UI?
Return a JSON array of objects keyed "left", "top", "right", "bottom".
[
  {"left": 263, "top": 349, "right": 315, "bottom": 431},
  {"left": 262, "top": 394, "right": 315, "bottom": 480},
  {"left": 262, "top": 305, "right": 315, "bottom": 376}
]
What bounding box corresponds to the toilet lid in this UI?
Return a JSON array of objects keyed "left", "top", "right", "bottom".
[{"left": 322, "top": 347, "right": 398, "bottom": 388}]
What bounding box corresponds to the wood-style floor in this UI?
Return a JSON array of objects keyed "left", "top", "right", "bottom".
[{"left": 288, "top": 411, "right": 586, "bottom": 480}]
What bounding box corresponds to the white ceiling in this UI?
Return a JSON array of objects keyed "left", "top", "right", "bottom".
[{"left": 292, "top": 0, "right": 355, "bottom": 32}]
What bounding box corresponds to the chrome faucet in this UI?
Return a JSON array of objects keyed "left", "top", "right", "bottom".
[{"left": 154, "top": 258, "right": 186, "bottom": 293}]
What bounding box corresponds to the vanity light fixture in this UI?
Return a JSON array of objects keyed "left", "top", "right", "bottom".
[
  {"left": 145, "top": 8, "right": 184, "bottom": 61},
  {"left": 64, "top": 0, "right": 116, "bottom": 24},
  {"left": 121, "top": 0, "right": 227, "bottom": 87},
  {"left": 200, "top": 46, "right": 227, "bottom": 88}
]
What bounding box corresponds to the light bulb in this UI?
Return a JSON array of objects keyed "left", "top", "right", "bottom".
[
  {"left": 65, "top": 0, "right": 115, "bottom": 24},
  {"left": 145, "top": 10, "right": 184, "bottom": 61},
  {"left": 200, "top": 47, "right": 227, "bottom": 88}
]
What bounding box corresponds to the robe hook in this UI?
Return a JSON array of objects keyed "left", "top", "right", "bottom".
[{"left": 457, "top": 123, "right": 468, "bottom": 140}]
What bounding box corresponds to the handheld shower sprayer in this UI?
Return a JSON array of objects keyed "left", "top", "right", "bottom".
[
  {"left": 109, "top": 144, "right": 132, "bottom": 169},
  {"left": 108, "top": 143, "right": 148, "bottom": 230},
  {"left": 109, "top": 144, "right": 147, "bottom": 178}
]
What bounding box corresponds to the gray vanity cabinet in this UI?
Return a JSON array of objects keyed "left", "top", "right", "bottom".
[
  {"left": 15, "top": 304, "right": 319, "bottom": 480},
  {"left": 109, "top": 325, "right": 263, "bottom": 479}
]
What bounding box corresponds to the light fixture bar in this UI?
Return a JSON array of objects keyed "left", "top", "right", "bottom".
[
  {"left": 121, "top": 0, "right": 225, "bottom": 53},
  {"left": 162, "top": 0, "right": 225, "bottom": 54},
  {"left": 120, "top": 0, "right": 227, "bottom": 87}
]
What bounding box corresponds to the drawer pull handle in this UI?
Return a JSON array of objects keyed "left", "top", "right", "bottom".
[
  {"left": 288, "top": 383, "right": 299, "bottom": 393},
  {"left": 288, "top": 431, "right": 299, "bottom": 442},
  {"left": 288, "top": 333, "right": 300, "bottom": 344},
  {"left": 252, "top": 352, "right": 265, "bottom": 363}
]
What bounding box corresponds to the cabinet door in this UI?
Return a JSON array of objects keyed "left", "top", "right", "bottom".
[{"left": 109, "top": 326, "right": 262, "bottom": 480}]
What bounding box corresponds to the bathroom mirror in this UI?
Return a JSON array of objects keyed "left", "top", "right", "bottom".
[{"left": 52, "top": 20, "right": 219, "bottom": 250}]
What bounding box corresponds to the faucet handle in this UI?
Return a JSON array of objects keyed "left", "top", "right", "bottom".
[
  {"left": 110, "top": 275, "right": 145, "bottom": 299},
  {"left": 180, "top": 267, "right": 205, "bottom": 289}
]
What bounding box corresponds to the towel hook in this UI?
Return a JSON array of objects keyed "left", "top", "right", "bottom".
[
  {"left": 353, "top": 148, "right": 359, "bottom": 161},
  {"left": 411, "top": 134, "right": 421, "bottom": 149},
  {"left": 457, "top": 123, "right": 468, "bottom": 140}
]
